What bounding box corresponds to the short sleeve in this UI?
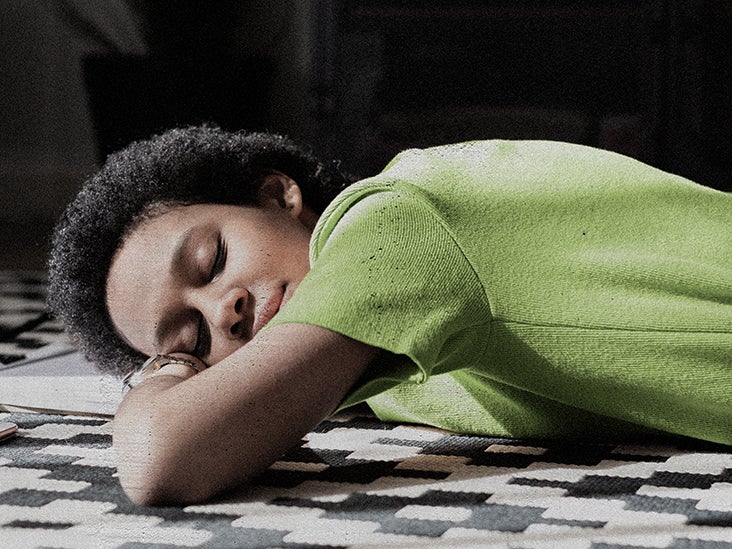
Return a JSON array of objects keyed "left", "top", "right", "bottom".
[{"left": 265, "top": 187, "right": 491, "bottom": 399}]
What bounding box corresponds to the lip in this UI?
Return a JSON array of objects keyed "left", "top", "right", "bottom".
[
  {"left": 251, "top": 287, "right": 284, "bottom": 335},
  {"left": 280, "top": 283, "right": 295, "bottom": 309}
]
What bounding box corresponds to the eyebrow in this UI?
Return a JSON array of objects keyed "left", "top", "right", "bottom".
[{"left": 153, "top": 226, "right": 197, "bottom": 349}]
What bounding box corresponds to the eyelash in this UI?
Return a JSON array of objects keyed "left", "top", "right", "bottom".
[
  {"left": 209, "top": 236, "right": 227, "bottom": 282},
  {"left": 192, "top": 236, "right": 227, "bottom": 358}
]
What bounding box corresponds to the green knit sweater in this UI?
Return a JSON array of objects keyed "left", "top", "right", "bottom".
[{"left": 267, "top": 140, "right": 732, "bottom": 445}]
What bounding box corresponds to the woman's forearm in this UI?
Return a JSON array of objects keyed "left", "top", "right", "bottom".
[
  {"left": 113, "top": 323, "right": 376, "bottom": 505},
  {"left": 114, "top": 375, "right": 210, "bottom": 505}
]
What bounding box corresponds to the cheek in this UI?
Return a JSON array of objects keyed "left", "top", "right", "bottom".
[
  {"left": 209, "top": 336, "right": 248, "bottom": 365},
  {"left": 159, "top": 319, "right": 196, "bottom": 355}
]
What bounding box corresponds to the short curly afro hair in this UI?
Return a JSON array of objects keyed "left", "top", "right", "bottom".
[{"left": 48, "top": 125, "right": 353, "bottom": 377}]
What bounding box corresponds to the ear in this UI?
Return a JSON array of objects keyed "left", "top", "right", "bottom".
[{"left": 256, "top": 172, "right": 303, "bottom": 218}]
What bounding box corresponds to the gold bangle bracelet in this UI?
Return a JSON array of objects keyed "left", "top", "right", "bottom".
[{"left": 122, "top": 354, "right": 202, "bottom": 392}]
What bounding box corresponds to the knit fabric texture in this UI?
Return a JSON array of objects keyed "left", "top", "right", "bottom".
[{"left": 266, "top": 140, "right": 732, "bottom": 445}]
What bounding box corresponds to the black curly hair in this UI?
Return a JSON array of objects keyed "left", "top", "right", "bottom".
[{"left": 47, "top": 125, "right": 353, "bottom": 377}]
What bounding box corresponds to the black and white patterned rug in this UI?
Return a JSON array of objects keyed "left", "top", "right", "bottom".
[
  {"left": 1, "top": 271, "right": 731, "bottom": 548},
  {"left": 2, "top": 410, "right": 732, "bottom": 548},
  {"left": 0, "top": 271, "right": 67, "bottom": 367}
]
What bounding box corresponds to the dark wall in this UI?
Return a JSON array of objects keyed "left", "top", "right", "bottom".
[
  {"left": 84, "top": 1, "right": 272, "bottom": 160},
  {"left": 310, "top": 0, "right": 732, "bottom": 191},
  {"left": 1, "top": 0, "right": 729, "bottom": 269}
]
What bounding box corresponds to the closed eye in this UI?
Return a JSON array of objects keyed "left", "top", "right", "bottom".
[
  {"left": 193, "top": 313, "right": 211, "bottom": 358},
  {"left": 209, "top": 236, "right": 227, "bottom": 281},
  {"left": 192, "top": 236, "right": 225, "bottom": 359}
]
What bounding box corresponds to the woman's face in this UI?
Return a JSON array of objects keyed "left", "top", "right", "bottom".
[{"left": 106, "top": 177, "right": 315, "bottom": 365}]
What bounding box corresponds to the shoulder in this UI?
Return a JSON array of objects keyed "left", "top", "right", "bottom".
[{"left": 311, "top": 179, "right": 447, "bottom": 261}]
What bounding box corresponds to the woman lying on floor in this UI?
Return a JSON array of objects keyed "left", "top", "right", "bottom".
[{"left": 48, "top": 125, "right": 731, "bottom": 505}]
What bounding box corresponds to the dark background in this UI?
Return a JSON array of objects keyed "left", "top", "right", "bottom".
[{"left": 1, "top": 0, "right": 730, "bottom": 270}]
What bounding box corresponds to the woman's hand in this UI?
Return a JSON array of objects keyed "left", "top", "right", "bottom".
[{"left": 112, "top": 323, "right": 376, "bottom": 506}]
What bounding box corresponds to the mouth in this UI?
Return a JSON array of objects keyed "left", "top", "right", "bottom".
[
  {"left": 251, "top": 286, "right": 285, "bottom": 336},
  {"left": 280, "top": 283, "right": 295, "bottom": 310}
]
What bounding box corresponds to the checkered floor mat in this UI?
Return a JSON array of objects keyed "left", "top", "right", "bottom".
[
  {"left": 0, "top": 271, "right": 68, "bottom": 365},
  {"left": 1, "top": 411, "right": 731, "bottom": 549}
]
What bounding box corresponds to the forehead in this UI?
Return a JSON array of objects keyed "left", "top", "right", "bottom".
[{"left": 106, "top": 207, "right": 190, "bottom": 354}]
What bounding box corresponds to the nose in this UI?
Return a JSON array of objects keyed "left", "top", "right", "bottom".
[{"left": 208, "top": 287, "right": 250, "bottom": 340}]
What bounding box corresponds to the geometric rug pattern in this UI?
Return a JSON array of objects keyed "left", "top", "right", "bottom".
[
  {"left": 2, "top": 410, "right": 731, "bottom": 549},
  {"left": 0, "top": 271, "right": 67, "bottom": 366}
]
